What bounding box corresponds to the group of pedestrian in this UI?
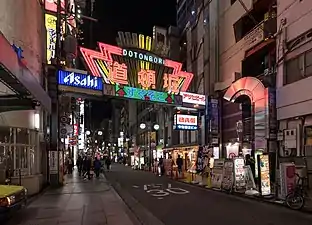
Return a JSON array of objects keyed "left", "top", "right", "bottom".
[{"left": 75, "top": 155, "right": 112, "bottom": 180}]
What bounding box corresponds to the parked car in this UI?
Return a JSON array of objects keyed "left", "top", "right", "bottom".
[{"left": 0, "top": 184, "right": 27, "bottom": 221}]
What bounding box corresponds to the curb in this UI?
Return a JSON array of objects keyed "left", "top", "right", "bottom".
[{"left": 173, "top": 178, "right": 312, "bottom": 214}]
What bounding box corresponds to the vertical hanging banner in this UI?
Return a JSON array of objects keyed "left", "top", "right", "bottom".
[{"left": 45, "top": 14, "right": 57, "bottom": 64}]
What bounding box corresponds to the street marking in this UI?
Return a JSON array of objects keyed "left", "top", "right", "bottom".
[
  {"left": 157, "top": 197, "right": 163, "bottom": 200},
  {"left": 146, "top": 189, "right": 170, "bottom": 197},
  {"left": 166, "top": 188, "right": 190, "bottom": 195},
  {"left": 133, "top": 185, "right": 139, "bottom": 188},
  {"left": 143, "top": 185, "right": 147, "bottom": 191},
  {"left": 168, "top": 183, "right": 172, "bottom": 188}
]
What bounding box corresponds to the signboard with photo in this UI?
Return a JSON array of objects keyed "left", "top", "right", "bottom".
[
  {"left": 234, "top": 158, "right": 246, "bottom": 190},
  {"left": 259, "top": 155, "right": 271, "bottom": 195},
  {"left": 221, "top": 160, "right": 234, "bottom": 191},
  {"left": 211, "top": 159, "right": 225, "bottom": 189}
]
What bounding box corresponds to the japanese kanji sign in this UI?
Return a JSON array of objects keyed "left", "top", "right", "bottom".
[{"left": 80, "top": 42, "right": 194, "bottom": 94}]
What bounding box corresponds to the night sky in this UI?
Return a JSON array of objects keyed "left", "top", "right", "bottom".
[{"left": 90, "top": 0, "right": 177, "bottom": 126}]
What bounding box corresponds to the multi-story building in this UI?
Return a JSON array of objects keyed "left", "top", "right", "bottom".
[
  {"left": 0, "top": 0, "right": 51, "bottom": 194},
  {"left": 275, "top": 0, "right": 312, "bottom": 185},
  {"left": 177, "top": 0, "right": 196, "bottom": 32}
]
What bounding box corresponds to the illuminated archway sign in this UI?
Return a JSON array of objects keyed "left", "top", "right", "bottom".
[
  {"left": 224, "top": 77, "right": 270, "bottom": 151},
  {"left": 80, "top": 42, "right": 194, "bottom": 105}
]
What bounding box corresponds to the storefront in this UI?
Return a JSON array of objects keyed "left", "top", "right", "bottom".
[
  {"left": 222, "top": 77, "right": 276, "bottom": 157},
  {"left": 163, "top": 145, "right": 199, "bottom": 175},
  {"left": 0, "top": 32, "right": 51, "bottom": 193}
]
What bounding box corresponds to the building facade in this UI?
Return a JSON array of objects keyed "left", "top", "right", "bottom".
[
  {"left": 275, "top": 0, "right": 312, "bottom": 185},
  {"left": 0, "top": 0, "right": 51, "bottom": 194}
]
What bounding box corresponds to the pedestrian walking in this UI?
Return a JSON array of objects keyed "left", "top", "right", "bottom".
[
  {"left": 76, "top": 155, "right": 83, "bottom": 176},
  {"left": 93, "top": 157, "right": 101, "bottom": 178},
  {"left": 105, "top": 157, "right": 111, "bottom": 171},
  {"left": 176, "top": 155, "right": 183, "bottom": 178}
]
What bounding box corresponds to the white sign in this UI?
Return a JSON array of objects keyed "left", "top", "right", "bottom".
[
  {"left": 49, "top": 151, "right": 58, "bottom": 174},
  {"left": 180, "top": 92, "right": 206, "bottom": 106},
  {"left": 175, "top": 114, "right": 197, "bottom": 126},
  {"left": 234, "top": 158, "right": 246, "bottom": 189}
]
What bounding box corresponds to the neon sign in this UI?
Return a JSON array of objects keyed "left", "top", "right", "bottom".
[
  {"left": 58, "top": 70, "right": 102, "bottom": 91},
  {"left": 80, "top": 42, "right": 193, "bottom": 94},
  {"left": 115, "top": 85, "right": 181, "bottom": 104},
  {"left": 122, "top": 49, "right": 164, "bottom": 65}
]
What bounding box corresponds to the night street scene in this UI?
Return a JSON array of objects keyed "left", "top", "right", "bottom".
[{"left": 1, "top": 0, "right": 312, "bottom": 225}]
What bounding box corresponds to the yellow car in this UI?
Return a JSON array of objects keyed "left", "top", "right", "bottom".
[{"left": 0, "top": 185, "right": 27, "bottom": 221}]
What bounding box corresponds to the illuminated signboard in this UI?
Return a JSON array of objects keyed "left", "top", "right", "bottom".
[
  {"left": 79, "top": 41, "right": 194, "bottom": 104},
  {"left": 45, "top": 14, "right": 56, "bottom": 64},
  {"left": 180, "top": 92, "right": 206, "bottom": 106},
  {"left": 58, "top": 70, "right": 102, "bottom": 91},
  {"left": 174, "top": 114, "right": 198, "bottom": 130},
  {"left": 115, "top": 85, "right": 181, "bottom": 104},
  {"left": 122, "top": 49, "right": 164, "bottom": 65}
]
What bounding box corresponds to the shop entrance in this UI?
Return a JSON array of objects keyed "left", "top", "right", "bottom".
[{"left": 224, "top": 77, "right": 268, "bottom": 159}]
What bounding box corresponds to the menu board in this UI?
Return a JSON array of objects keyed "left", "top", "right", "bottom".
[
  {"left": 211, "top": 159, "right": 225, "bottom": 189},
  {"left": 234, "top": 158, "right": 246, "bottom": 190},
  {"left": 221, "top": 160, "right": 234, "bottom": 191},
  {"left": 260, "top": 155, "right": 271, "bottom": 195}
]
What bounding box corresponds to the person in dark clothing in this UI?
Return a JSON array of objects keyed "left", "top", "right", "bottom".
[
  {"left": 176, "top": 155, "right": 183, "bottom": 177},
  {"left": 84, "top": 156, "right": 92, "bottom": 180},
  {"left": 105, "top": 157, "right": 111, "bottom": 171},
  {"left": 76, "top": 155, "right": 83, "bottom": 176},
  {"left": 245, "top": 154, "right": 256, "bottom": 178},
  {"left": 158, "top": 156, "right": 164, "bottom": 176},
  {"left": 93, "top": 157, "right": 101, "bottom": 178}
]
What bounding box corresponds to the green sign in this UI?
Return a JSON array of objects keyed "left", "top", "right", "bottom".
[{"left": 115, "top": 85, "right": 181, "bottom": 105}]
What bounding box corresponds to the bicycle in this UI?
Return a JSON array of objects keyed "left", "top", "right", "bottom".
[{"left": 285, "top": 173, "right": 309, "bottom": 210}]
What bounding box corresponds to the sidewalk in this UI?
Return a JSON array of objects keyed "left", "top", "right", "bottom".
[{"left": 5, "top": 172, "right": 137, "bottom": 225}]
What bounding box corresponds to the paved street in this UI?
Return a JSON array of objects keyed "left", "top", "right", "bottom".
[
  {"left": 5, "top": 172, "right": 138, "bottom": 225},
  {"left": 105, "top": 163, "right": 312, "bottom": 225}
]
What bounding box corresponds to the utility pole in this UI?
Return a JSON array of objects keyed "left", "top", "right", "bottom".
[{"left": 48, "top": 0, "right": 62, "bottom": 187}]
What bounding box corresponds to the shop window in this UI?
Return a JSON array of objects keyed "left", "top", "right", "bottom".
[
  {"left": 285, "top": 50, "right": 312, "bottom": 85},
  {"left": 0, "top": 127, "right": 13, "bottom": 144},
  {"left": 0, "top": 127, "right": 38, "bottom": 180}
]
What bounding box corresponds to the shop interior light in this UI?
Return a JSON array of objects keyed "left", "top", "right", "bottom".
[
  {"left": 86, "top": 130, "right": 91, "bottom": 135},
  {"left": 97, "top": 130, "right": 103, "bottom": 136},
  {"left": 34, "top": 112, "right": 40, "bottom": 129}
]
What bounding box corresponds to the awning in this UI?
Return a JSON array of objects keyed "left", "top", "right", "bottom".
[{"left": 0, "top": 32, "right": 51, "bottom": 113}]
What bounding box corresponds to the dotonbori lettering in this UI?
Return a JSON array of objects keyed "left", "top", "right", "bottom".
[{"left": 122, "top": 49, "right": 165, "bottom": 65}]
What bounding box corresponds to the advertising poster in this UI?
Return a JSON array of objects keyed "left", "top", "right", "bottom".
[
  {"left": 45, "top": 14, "right": 57, "bottom": 64},
  {"left": 279, "top": 163, "right": 296, "bottom": 199},
  {"left": 234, "top": 158, "right": 246, "bottom": 190},
  {"left": 211, "top": 159, "right": 225, "bottom": 189},
  {"left": 221, "top": 160, "right": 234, "bottom": 191},
  {"left": 260, "top": 155, "right": 271, "bottom": 195}
]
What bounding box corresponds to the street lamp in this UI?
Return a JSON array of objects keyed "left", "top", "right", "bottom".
[
  {"left": 140, "top": 123, "right": 146, "bottom": 130},
  {"left": 153, "top": 124, "right": 160, "bottom": 131}
]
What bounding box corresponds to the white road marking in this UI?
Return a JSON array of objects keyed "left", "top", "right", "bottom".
[
  {"left": 132, "top": 185, "right": 139, "bottom": 188},
  {"left": 157, "top": 197, "right": 163, "bottom": 200}
]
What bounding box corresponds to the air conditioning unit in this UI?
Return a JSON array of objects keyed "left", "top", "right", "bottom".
[{"left": 284, "top": 129, "right": 297, "bottom": 149}]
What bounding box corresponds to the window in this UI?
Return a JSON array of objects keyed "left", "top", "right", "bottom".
[
  {"left": 0, "top": 127, "right": 38, "bottom": 180},
  {"left": 285, "top": 50, "right": 312, "bottom": 85}
]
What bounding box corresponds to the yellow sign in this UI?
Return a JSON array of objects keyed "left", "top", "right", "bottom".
[{"left": 45, "top": 14, "right": 57, "bottom": 64}]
